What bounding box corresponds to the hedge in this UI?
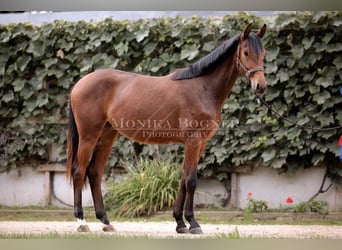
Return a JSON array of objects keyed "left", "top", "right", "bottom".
[{"left": 0, "top": 12, "right": 341, "bottom": 181}]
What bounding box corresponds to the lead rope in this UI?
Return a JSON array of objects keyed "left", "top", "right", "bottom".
[{"left": 256, "top": 96, "right": 342, "bottom": 132}]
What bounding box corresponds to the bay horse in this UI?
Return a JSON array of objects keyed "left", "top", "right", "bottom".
[{"left": 66, "top": 23, "right": 267, "bottom": 234}]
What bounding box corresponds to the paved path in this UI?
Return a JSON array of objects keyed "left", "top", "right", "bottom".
[{"left": 1, "top": 221, "right": 342, "bottom": 238}]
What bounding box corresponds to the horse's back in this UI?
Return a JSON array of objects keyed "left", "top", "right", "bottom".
[
  {"left": 72, "top": 69, "right": 135, "bottom": 91},
  {"left": 71, "top": 69, "right": 137, "bottom": 106}
]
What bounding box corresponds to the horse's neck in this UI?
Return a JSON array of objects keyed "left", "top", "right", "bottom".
[{"left": 203, "top": 52, "right": 239, "bottom": 106}]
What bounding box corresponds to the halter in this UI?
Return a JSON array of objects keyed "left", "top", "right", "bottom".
[{"left": 236, "top": 44, "right": 264, "bottom": 83}]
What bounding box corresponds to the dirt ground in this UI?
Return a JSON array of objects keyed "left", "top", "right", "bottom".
[{"left": 1, "top": 221, "right": 342, "bottom": 238}]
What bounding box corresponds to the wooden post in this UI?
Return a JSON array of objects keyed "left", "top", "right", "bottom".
[
  {"left": 36, "top": 164, "right": 66, "bottom": 206},
  {"left": 44, "top": 171, "right": 52, "bottom": 206},
  {"left": 230, "top": 172, "right": 238, "bottom": 209}
]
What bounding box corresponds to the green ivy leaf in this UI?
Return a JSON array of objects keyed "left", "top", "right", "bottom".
[
  {"left": 305, "top": 54, "right": 321, "bottom": 67},
  {"left": 315, "top": 77, "right": 333, "bottom": 88},
  {"left": 271, "top": 158, "right": 286, "bottom": 168},
  {"left": 180, "top": 45, "right": 199, "bottom": 61},
  {"left": 316, "top": 111, "right": 334, "bottom": 127},
  {"left": 313, "top": 42, "right": 327, "bottom": 53},
  {"left": 80, "top": 58, "right": 93, "bottom": 73},
  {"left": 13, "top": 79, "right": 25, "bottom": 92},
  {"left": 27, "top": 40, "right": 45, "bottom": 57},
  {"left": 322, "top": 33, "right": 334, "bottom": 44},
  {"left": 309, "top": 84, "right": 320, "bottom": 94},
  {"left": 36, "top": 93, "right": 49, "bottom": 107},
  {"left": 291, "top": 45, "right": 304, "bottom": 59},
  {"left": 144, "top": 42, "right": 158, "bottom": 56},
  {"left": 265, "top": 88, "right": 281, "bottom": 102},
  {"left": 2, "top": 92, "right": 14, "bottom": 103},
  {"left": 48, "top": 67, "right": 64, "bottom": 78},
  {"left": 212, "top": 146, "right": 227, "bottom": 164},
  {"left": 0, "top": 29, "right": 11, "bottom": 43},
  {"left": 312, "top": 11, "right": 326, "bottom": 23},
  {"left": 24, "top": 98, "right": 36, "bottom": 112},
  {"left": 149, "top": 58, "right": 167, "bottom": 73},
  {"left": 333, "top": 19, "right": 342, "bottom": 27},
  {"left": 135, "top": 29, "right": 149, "bottom": 43},
  {"left": 100, "top": 32, "right": 114, "bottom": 43},
  {"left": 160, "top": 53, "right": 172, "bottom": 63},
  {"left": 0, "top": 54, "right": 9, "bottom": 75},
  {"left": 302, "top": 36, "right": 315, "bottom": 50},
  {"left": 216, "top": 172, "right": 228, "bottom": 182},
  {"left": 57, "top": 38, "right": 74, "bottom": 52},
  {"left": 264, "top": 63, "right": 278, "bottom": 74},
  {"left": 42, "top": 58, "right": 58, "bottom": 69},
  {"left": 265, "top": 46, "right": 279, "bottom": 62},
  {"left": 312, "top": 90, "right": 331, "bottom": 105},
  {"left": 312, "top": 153, "right": 325, "bottom": 165},
  {"left": 275, "top": 15, "right": 297, "bottom": 29},
  {"left": 303, "top": 72, "right": 315, "bottom": 82},
  {"left": 261, "top": 149, "right": 276, "bottom": 162},
  {"left": 333, "top": 57, "right": 342, "bottom": 70},
  {"left": 277, "top": 69, "right": 289, "bottom": 82},
  {"left": 203, "top": 41, "right": 216, "bottom": 52},
  {"left": 115, "top": 42, "right": 129, "bottom": 57},
  {"left": 16, "top": 55, "right": 31, "bottom": 72},
  {"left": 326, "top": 43, "right": 342, "bottom": 53},
  {"left": 294, "top": 85, "right": 305, "bottom": 98},
  {"left": 20, "top": 87, "right": 34, "bottom": 100}
]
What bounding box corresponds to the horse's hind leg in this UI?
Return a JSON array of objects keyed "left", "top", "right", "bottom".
[
  {"left": 87, "top": 128, "right": 118, "bottom": 232},
  {"left": 73, "top": 136, "right": 100, "bottom": 232}
]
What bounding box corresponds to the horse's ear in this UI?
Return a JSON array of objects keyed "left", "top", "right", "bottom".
[
  {"left": 241, "top": 24, "right": 252, "bottom": 40},
  {"left": 257, "top": 24, "right": 267, "bottom": 39}
]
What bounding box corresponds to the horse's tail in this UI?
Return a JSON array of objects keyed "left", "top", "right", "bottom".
[{"left": 66, "top": 101, "right": 79, "bottom": 182}]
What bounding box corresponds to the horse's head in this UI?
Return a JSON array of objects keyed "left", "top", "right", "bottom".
[{"left": 237, "top": 24, "right": 267, "bottom": 96}]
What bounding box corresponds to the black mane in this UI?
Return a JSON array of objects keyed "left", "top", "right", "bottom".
[{"left": 172, "top": 32, "right": 263, "bottom": 80}]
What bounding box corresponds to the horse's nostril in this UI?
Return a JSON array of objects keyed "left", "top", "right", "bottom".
[{"left": 256, "top": 83, "right": 266, "bottom": 92}]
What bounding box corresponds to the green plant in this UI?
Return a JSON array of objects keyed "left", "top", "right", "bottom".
[
  {"left": 216, "top": 226, "right": 243, "bottom": 239},
  {"left": 293, "top": 200, "right": 328, "bottom": 214},
  {"left": 104, "top": 159, "right": 181, "bottom": 217},
  {"left": 245, "top": 193, "right": 268, "bottom": 213},
  {"left": 228, "top": 226, "right": 242, "bottom": 239}
]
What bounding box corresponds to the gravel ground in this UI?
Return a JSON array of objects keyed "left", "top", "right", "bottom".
[{"left": 1, "top": 221, "right": 342, "bottom": 239}]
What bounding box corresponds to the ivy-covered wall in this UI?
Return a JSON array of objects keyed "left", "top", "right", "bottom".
[{"left": 0, "top": 12, "right": 341, "bottom": 180}]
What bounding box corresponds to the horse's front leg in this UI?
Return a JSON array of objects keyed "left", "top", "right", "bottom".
[
  {"left": 173, "top": 176, "right": 189, "bottom": 233},
  {"left": 173, "top": 141, "right": 204, "bottom": 234},
  {"left": 184, "top": 170, "right": 202, "bottom": 234}
]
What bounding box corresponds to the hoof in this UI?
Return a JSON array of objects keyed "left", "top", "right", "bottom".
[
  {"left": 189, "top": 227, "right": 203, "bottom": 234},
  {"left": 77, "top": 225, "right": 90, "bottom": 232},
  {"left": 103, "top": 224, "right": 116, "bottom": 232},
  {"left": 176, "top": 227, "right": 190, "bottom": 234}
]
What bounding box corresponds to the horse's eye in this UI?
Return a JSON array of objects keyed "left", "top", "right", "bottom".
[{"left": 244, "top": 51, "right": 249, "bottom": 57}]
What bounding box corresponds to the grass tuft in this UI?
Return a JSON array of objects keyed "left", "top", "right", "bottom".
[{"left": 104, "top": 159, "right": 181, "bottom": 217}]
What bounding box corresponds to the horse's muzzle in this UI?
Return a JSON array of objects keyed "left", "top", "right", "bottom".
[
  {"left": 254, "top": 82, "right": 267, "bottom": 96},
  {"left": 251, "top": 80, "right": 267, "bottom": 96}
]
